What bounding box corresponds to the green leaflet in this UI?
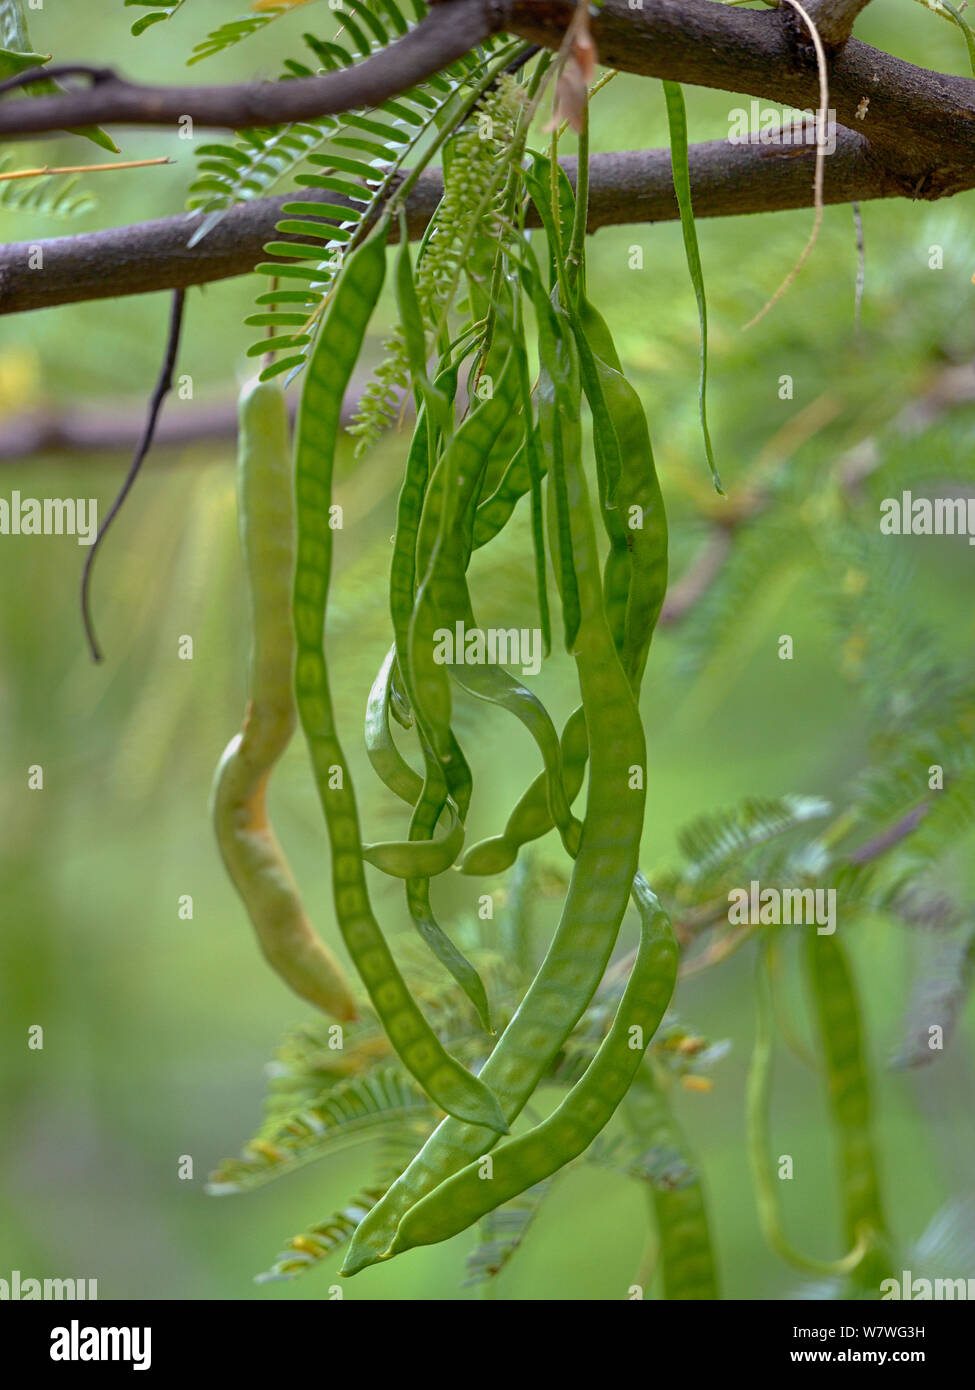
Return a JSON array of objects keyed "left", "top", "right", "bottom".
[
  {"left": 0, "top": 46, "right": 49, "bottom": 78},
  {"left": 662, "top": 80, "right": 721, "bottom": 494},
  {"left": 124, "top": 0, "right": 185, "bottom": 36},
  {"left": 940, "top": 0, "right": 975, "bottom": 76},
  {"left": 206, "top": 1070, "right": 431, "bottom": 1196},
  {"left": 0, "top": 0, "right": 117, "bottom": 150}
]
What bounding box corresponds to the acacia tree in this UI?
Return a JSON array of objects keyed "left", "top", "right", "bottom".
[{"left": 3, "top": 0, "right": 974, "bottom": 1300}]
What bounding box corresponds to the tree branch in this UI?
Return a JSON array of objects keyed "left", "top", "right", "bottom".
[
  {"left": 0, "top": 134, "right": 917, "bottom": 316},
  {"left": 796, "top": 0, "right": 875, "bottom": 49},
  {"left": 0, "top": 0, "right": 492, "bottom": 136},
  {"left": 0, "top": 0, "right": 969, "bottom": 192},
  {"left": 1, "top": 0, "right": 971, "bottom": 317},
  {"left": 507, "top": 0, "right": 975, "bottom": 178}
]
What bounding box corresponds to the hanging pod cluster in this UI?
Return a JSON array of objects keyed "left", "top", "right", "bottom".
[{"left": 215, "top": 71, "right": 679, "bottom": 1270}]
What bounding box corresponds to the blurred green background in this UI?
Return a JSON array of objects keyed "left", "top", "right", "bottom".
[{"left": 1, "top": 0, "right": 974, "bottom": 1300}]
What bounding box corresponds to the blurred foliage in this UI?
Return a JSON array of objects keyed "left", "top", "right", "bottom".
[{"left": 0, "top": 0, "right": 974, "bottom": 1300}]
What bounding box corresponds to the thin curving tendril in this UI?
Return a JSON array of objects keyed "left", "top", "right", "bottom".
[{"left": 80, "top": 287, "right": 186, "bottom": 662}]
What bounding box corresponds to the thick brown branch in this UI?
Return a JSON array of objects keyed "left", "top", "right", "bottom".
[
  {"left": 0, "top": 0, "right": 969, "bottom": 198},
  {"left": 0, "top": 0, "right": 491, "bottom": 136},
  {"left": 508, "top": 0, "right": 975, "bottom": 179},
  {"left": 0, "top": 134, "right": 916, "bottom": 316}
]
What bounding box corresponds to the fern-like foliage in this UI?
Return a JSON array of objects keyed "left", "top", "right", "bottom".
[
  {"left": 257, "top": 1128, "right": 428, "bottom": 1280},
  {"left": 675, "top": 794, "right": 832, "bottom": 894},
  {"left": 207, "top": 1069, "right": 433, "bottom": 1195},
  {"left": 185, "top": 4, "right": 520, "bottom": 380},
  {"left": 675, "top": 508, "right": 810, "bottom": 677},
  {"left": 255, "top": 1185, "right": 389, "bottom": 1281},
  {"left": 185, "top": 3, "right": 438, "bottom": 231},
  {"left": 464, "top": 1180, "right": 557, "bottom": 1288},
  {"left": 588, "top": 1128, "right": 696, "bottom": 1189},
  {"left": 186, "top": 0, "right": 351, "bottom": 65},
  {"left": 891, "top": 919, "right": 975, "bottom": 1069},
  {"left": 0, "top": 158, "right": 95, "bottom": 219},
  {"left": 124, "top": 0, "right": 186, "bottom": 35},
  {"left": 1, "top": 2, "right": 117, "bottom": 150},
  {"left": 349, "top": 72, "right": 527, "bottom": 449}
]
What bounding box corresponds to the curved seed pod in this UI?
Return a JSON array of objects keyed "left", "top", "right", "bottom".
[
  {"left": 460, "top": 703, "right": 587, "bottom": 876},
  {"left": 393, "top": 355, "right": 474, "bottom": 822},
  {"left": 343, "top": 265, "right": 648, "bottom": 1277},
  {"left": 624, "top": 1062, "right": 720, "bottom": 1300},
  {"left": 211, "top": 377, "right": 357, "bottom": 1024},
  {"left": 387, "top": 658, "right": 414, "bottom": 731},
  {"left": 292, "top": 225, "right": 507, "bottom": 1135},
  {"left": 452, "top": 657, "right": 577, "bottom": 857},
  {"left": 804, "top": 933, "right": 893, "bottom": 1292},
  {"left": 405, "top": 746, "right": 492, "bottom": 1031},
  {"left": 748, "top": 946, "right": 873, "bottom": 1279},
  {"left": 471, "top": 434, "right": 544, "bottom": 550},
  {"left": 408, "top": 351, "right": 521, "bottom": 757},
  {"left": 361, "top": 798, "right": 464, "bottom": 879},
  {"left": 387, "top": 357, "right": 491, "bottom": 1025},
  {"left": 575, "top": 291, "right": 668, "bottom": 690},
  {"left": 389, "top": 876, "right": 678, "bottom": 1254},
  {"left": 463, "top": 286, "right": 667, "bottom": 877},
  {"left": 412, "top": 343, "right": 579, "bottom": 891},
  {"left": 364, "top": 644, "right": 423, "bottom": 807}
]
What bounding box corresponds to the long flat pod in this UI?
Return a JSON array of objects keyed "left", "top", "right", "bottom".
[
  {"left": 409, "top": 344, "right": 579, "bottom": 877},
  {"left": 363, "top": 644, "right": 423, "bottom": 807},
  {"left": 408, "top": 350, "right": 522, "bottom": 756},
  {"left": 386, "top": 364, "right": 492, "bottom": 1029},
  {"left": 624, "top": 1062, "right": 720, "bottom": 1300},
  {"left": 804, "top": 932, "right": 892, "bottom": 1292},
  {"left": 747, "top": 946, "right": 873, "bottom": 1280},
  {"left": 458, "top": 703, "right": 588, "bottom": 876},
  {"left": 212, "top": 378, "right": 358, "bottom": 1023},
  {"left": 463, "top": 290, "right": 666, "bottom": 875},
  {"left": 343, "top": 283, "right": 648, "bottom": 1275},
  {"left": 291, "top": 225, "right": 506, "bottom": 1135},
  {"left": 388, "top": 876, "right": 677, "bottom": 1253}
]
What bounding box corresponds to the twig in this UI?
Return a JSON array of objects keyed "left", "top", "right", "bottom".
[
  {"left": 0, "top": 157, "right": 172, "bottom": 182},
  {"left": 0, "top": 4, "right": 492, "bottom": 136},
  {"left": 848, "top": 803, "right": 929, "bottom": 864},
  {"left": 80, "top": 289, "right": 187, "bottom": 663},
  {"left": 743, "top": 0, "right": 829, "bottom": 329},
  {"left": 0, "top": 370, "right": 394, "bottom": 463},
  {"left": 853, "top": 199, "right": 865, "bottom": 332}
]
